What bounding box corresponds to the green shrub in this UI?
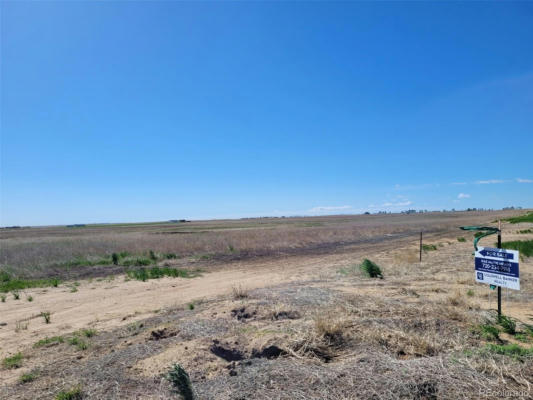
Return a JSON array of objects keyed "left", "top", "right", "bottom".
[
  {"left": 422, "top": 244, "right": 438, "bottom": 251},
  {"left": 164, "top": 253, "right": 178, "bottom": 259},
  {"left": 188, "top": 303, "right": 195, "bottom": 310},
  {"left": 1, "top": 294, "right": 5, "bottom": 302},
  {"left": 13, "top": 291, "right": 20, "bottom": 300},
  {"left": 56, "top": 385, "right": 83, "bottom": 400},
  {"left": 498, "top": 315, "right": 516, "bottom": 335},
  {"left": 466, "top": 289, "right": 474, "bottom": 297},
  {"left": 360, "top": 259, "right": 383, "bottom": 279},
  {"left": 2, "top": 352, "right": 23, "bottom": 369},
  {"left": 167, "top": 364, "right": 194, "bottom": 400},
  {"left": 149, "top": 250, "right": 157, "bottom": 261},
  {"left": 518, "top": 229, "right": 533, "bottom": 234},
  {"left": 457, "top": 237, "right": 466, "bottom": 242},
  {"left": 112, "top": 253, "right": 119, "bottom": 265}
]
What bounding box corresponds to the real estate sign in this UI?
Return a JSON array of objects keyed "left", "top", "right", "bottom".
[{"left": 475, "top": 247, "right": 520, "bottom": 290}]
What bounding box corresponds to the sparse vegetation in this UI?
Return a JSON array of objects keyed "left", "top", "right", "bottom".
[
  {"left": 476, "top": 324, "right": 500, "bottom": 341},
  {"left": 359, "top": 259, "right": 383, "bottom": 278},
  {"left": 484, "top": 343, "right": 533, "bottom": 359},
  {"left": 1, "top": 294, "right": 5, "bottom": 302},
  {"left": 20, "top": 369, "right": 39, "bottom": 383},
  {"left": 498, "top": 315, "right": 516, "bottom": 335},
  {"left": 498, "top": 240, "right": 533, "bottom": 257},
  {"left": 126, "top": 266, "right": 198, "bottom": 281},
  {"left": 2, "top": 352, "right": 23, "bottom": 369},
  {"left": 457, "top": 236, "right": 466, "bottom": 242},
  {"left": 41, "top": 311, "right": 51, "bottom": 324},
  {"left": 79, "top": 328, "right": 97, "bottom": 338},
  {"left": 26, "top": 294, "right": 33, "bottom": 302},
  {"left": 167, "top": 364, "right": 195, "bottom": 400},
  {"left": 13, "top": 291, "right": 20, "bottom": 299},
  {"left": 55, "top": 385, "right": 83, "bottom": 400},
  {"left": 0, "top": 272, "right": 61, "bottom": 293},
  {"left": 518, "top": 228, "right": 533, "bottom": 234},
  {"left": 188, "top": 302, "right": 195, "bottom": 310},
  {"left": 68, "top": 336, "right": 88, "bottom": 350},
  {"left": 466, "top": 289, "right": 474, "bottom": 297},
  {"left": 15, "top": 320, "right": 29, "bottom": 332},
  {"left": 232, "top": 284, "right": 249, "bottom": 299},
  {"left": 422, "top": 244, "right": 438, "bottom": 251},
  {"left": 34, "top": 336, "right": 65, "bottom": 347},
  {"left": 505, "top": 211, "right": 533, "bottom": 224}
]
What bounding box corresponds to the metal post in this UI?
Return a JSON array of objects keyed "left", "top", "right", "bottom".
[
  {"left": 497, "top": 220, "right": 502, "bottom": 318},
  {"left": 419, "top": 231, "right": 422, "bottom": 262}
]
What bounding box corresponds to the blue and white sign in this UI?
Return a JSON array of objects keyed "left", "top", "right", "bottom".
[{"left": 475, "top": 247, "right": 520, "bottom": 290}]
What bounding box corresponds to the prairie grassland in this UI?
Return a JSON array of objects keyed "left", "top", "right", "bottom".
[{"left": 1, "top": 210, "right": 524, "bottom": 279}]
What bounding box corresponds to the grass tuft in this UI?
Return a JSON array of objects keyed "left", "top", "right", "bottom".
[
  {"left": 2, "top": 352, "right": 23, "bottom": 369},
  {"left": 422, "top": 244, "right": 438, "bottom": 251},
  {"left": 126, "top": 266, "right": 198, "bottom": 281},
  {"left": 34, "top": 336, "right": 64, "bottom": 348},
  {"left": 457, "top": 237, "right": 466, "bottom": 242},
  {"left": 41, "top": 311, "right": 51, "bottom": 324},
  {"left": 20, "top": 369, "right": 39, "bottom": 383},
  {"left": 56, "top": 385, "right": 83, "bottom": 400},
  {"left": 484, "top": 343, "right": 533, "bottom": 359},
  {"left": 498, "top": 315, "right": 516, "bottom": 335},
  {"left": 232, "top": 284, "right": 249, "bottom": 299}
]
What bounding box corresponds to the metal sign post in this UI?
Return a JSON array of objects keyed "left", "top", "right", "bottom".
[{"left": 460, "top": 222, "right": 520, "bottom": 319}]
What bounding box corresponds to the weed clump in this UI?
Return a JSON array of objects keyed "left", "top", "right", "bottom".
[
  {"left": 457, "top": 237, "right": 466, "bottom": 242},
  {"left": 56, "top": 385, "right": 83, "bottom": 400},
  {"left": 2, "top": 352, "right": 23, "bottom": 369},
  {"left": 498, "top": 240, "right": 533, "bottom": 258},
  {"left": 232, "top": 284, "right": 249, "bottom": 299},
  {"left": 498, "top": 315, "right": 516, "bottom": 335},
  {"left": 41, "top": 311, "right": 51, "bottom": 324},
  {"left": 126, "top": 266, "right": 196, "bottom": 281},
  {"left": 167, "top": 363, "right": 195, "bottom": 400},
  {"left": 20, "top": 369, "right": 39, "bottom": 383},
  {"left": 360, "top": 259, "right": 383, "bottom": 279},
  {"left": 68, "top": 337, "right": 88, "bottom": 350},
  {"left": 484, "top": 343, "right": 533, "bottom": 359},
  {"left": 422, "top": 244, "right": 438, "bottom": 251},
  {"left": 34, "top": 336, "right": 64, "bottom": 348}
]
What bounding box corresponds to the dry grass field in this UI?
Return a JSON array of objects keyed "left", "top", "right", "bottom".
[{"left": 1, "top": 210, "right": 532, "bottom": 399}]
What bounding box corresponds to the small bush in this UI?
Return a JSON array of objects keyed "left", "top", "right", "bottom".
[
  {"left": 164, "top": 253, "right": 178, "bottom": 259},
  {"left": 188, "top": 303, "right": 195, "bottom": 310},
  {"left": 56, "top": 385, "right": 83, "bottom": 400},
  {"left": 2, "top": 352, "right": 23, "bottom": 369},
  {"left": 41, "top": 311, "right": 51, "bottom": 324},
  {"left": 1, "top": 294, "right": 5, "bottom": 302},
  {"left": 518, "top": 229, "right": 532, "bottom": 234},
  {"left": 498, "top": 315, "right": 516, "bottom": 335},
  {"left": 26, "top": 295, "right": 33, "bottom": 302},
  {"left": 149, "top": 250, "right": 157, "bottom": 261},
  {"left": 360, "top": 259, "right": 383, "bottom": 279},
  {"left": 13, "top": 291, "right": 20, "bottom": 300},
  {"left": 466, "top": 289, "right": 474, "bottom": 297},
  {"left": 457, "top": 237, "right": 466, "bottom": 242},
  {"left": 167, "top": 364, "right": 195, "bottom": 400},
  {"left": 112, "top": 253, "right": 119, "bottom": 265},
  {"left": 422, "top": 244, "right": 437, "bottom": 251}
]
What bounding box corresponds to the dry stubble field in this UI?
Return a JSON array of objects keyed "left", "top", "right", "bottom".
[{"left": 1, "top": 210, "right": 532, "bottom": 399}]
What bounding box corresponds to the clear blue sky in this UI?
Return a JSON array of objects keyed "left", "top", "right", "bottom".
[{"left": 1, "top": 1, "right": 532, "bottom": 226}]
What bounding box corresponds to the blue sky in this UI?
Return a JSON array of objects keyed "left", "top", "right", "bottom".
[{"left": 1, "top": 1, "right": 532, "bottom": 226}]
